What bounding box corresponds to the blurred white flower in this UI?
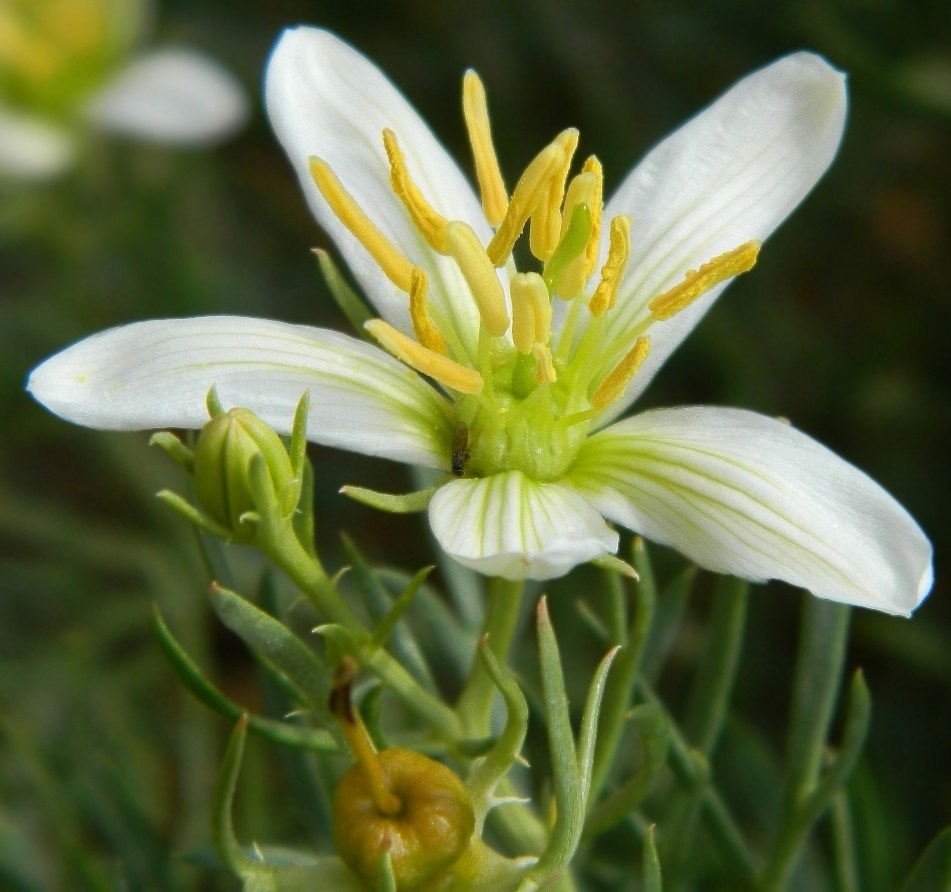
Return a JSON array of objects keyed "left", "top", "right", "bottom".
[
  {"left": 0, "top": 0, "right": 247, "bottom": 179},
  {"left": 27, "top": 27, "right": 933, "bottom": 614}
]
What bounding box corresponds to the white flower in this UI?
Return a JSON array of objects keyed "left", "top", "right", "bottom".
[
  {"left": 0, "top": 0, "right": 247, "bottom": 180},
  {"left": 27, "top": 27, "right": 933, "bottom": 614}
]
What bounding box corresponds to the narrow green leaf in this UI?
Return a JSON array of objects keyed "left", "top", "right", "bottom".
[
  {"left": 578, "top": 646, "right": 620, "bottom": 815},
  {"left": 684, "top": 576, "right": 749, "bottom": 755},
  {"left": 314, "top": 248, "right": 374, "bottom": 336},
  {"left": 641, "top": 565, "right": 696, "bottom": 683},
  {"left": 900, "top": 827, "right": 951, "bottom": 892},
  {"left": 342, "top": 537, "right": 436, "bottom": 691},
  {"left": 153, "top": 604, "right": 337, "bottom": 753},
  {"left": 156, "top": 489, "right": 230, "bottom": 539},
  {"left": 590, "top": 543, "right": 656, "bottom": 806},
  {"left": 524, "top": 597, "right": 582, "bottom": 883},
  {"left": 210, "top": 584, "right": 332, "bottom": 721},
  {"left": 583, "top": 705, "right": 669, "bottom": 839},
  {"left": 212, "top": 716, "right": 254, "bottom": 873},
  {"left": 467, "top": 636, "right": 530, "bottom": 818},
  {"left": 642, "top": 825, "right": 663, "bottom": 892}
]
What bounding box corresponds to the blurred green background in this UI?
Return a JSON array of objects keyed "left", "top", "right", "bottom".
[{"left": 1, "top": 0, "right": 948, "bottom": 889}]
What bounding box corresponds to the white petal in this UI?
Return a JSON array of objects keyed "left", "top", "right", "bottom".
[
  {"left": 570, "top": 407, "right": 932, "bottom": 615},
  {"left": 265, "top": 27, "right": 488, "bottom": 358},
  {"left": 595, "top": 52, "right": 847, "bottom": 420},
  {"left": 0, "top": 109, "right": 73, "bottom": 179},
  {"left": 84, "top": 49, "right": 248, "bottom": 145},
  {"left": 429, "top": 471, "right": 618, "bottom": 581},
  {"left": 27, "top": 316, "right": 453, "bottom": 469}
]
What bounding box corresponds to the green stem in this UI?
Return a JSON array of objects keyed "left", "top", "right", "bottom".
[
  {"left": 266, "top": 521, "right": 464, "bottom": 742},
  {"left": 761, "top": 598, "right": 852, "bottom": 891},
  {"left": 455, "top": 577, "right": 525, "bottom": 737},
  {"left": 782, "top": 599, "right": 851, "bottom": 809}
]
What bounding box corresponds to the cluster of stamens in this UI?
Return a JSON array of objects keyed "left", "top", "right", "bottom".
[{"left": 309, "top": 69, "right": 760, "bottom": 478}]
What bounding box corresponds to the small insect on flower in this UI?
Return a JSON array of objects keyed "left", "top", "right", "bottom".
[{"left": 451, "top": 421, "right": 471, "bottom": 477}]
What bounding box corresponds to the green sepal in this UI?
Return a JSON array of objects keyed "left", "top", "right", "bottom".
[
  {"left": 149, "top": 431, "right": 194, "bottom": 473},
  {"left": 156, "top": 489, "right": 232, "bottom": 540},
  {"left": 340, "top": 483, "right": 437, "bottom": 514},
  {"left": 900, "top": 826, "right": 951, "bottom": 892},
  {"left": 210, "top": 584, "right": 335, "bottom": 728},
  {"left": 314, "top": 248, "right": 374, "bottom": 337},
  {"left": 642, "top": 825, "right": 663, "bottom": 892},
  {"left": 589, "top": 552, "right": 639, "bottom": 580},
  {"left": 206, "top": 386, "right": 225, "bottom": 418},
  {"left": 152, "top": 604, "right": 338, "bottom": 753}
]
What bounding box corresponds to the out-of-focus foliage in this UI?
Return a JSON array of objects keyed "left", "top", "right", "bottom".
[{"left": 1, "top": 1, "right": 948, "bottom": 889}]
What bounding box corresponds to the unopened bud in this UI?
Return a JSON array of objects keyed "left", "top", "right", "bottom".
[
  {"left": 333, "top": 748, "right": 476, "bottom": 889},
  {"left": 192, "top": 408, "right": 294, "bottom": 537}
]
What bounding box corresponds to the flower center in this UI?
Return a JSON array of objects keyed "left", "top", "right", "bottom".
[{"left": 308, "top": 70, "right": 760, "bottom": 481}]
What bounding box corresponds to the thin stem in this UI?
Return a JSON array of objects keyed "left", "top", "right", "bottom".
[
  {"left": 783, "top": 599, "right": 851, "bottom": 809},
  {"left": 267, "top": 520, "right": 463, "bottom": 742},
  {"left": 455, "top": 577, "right": 525, "bottom": 737}
]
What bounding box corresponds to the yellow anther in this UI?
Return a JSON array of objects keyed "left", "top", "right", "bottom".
[
  {"left": 530, "top": 128, "right": 579, "bottom": 262},
  {"left": 462, "top": 70, "right": 508, "bottom": 227},
  {"left": 366, "top": 319, "right": 484, "bottom": 395},
  {"left": 486, "top": 142, "right": 563, "bottom": 266},
  {"left": 533, "top": 342, "right": 557, "bottom": 385},
  {"left": 581, "top": 156, "right": 604, "bottom": 278},
  {"left": 649, "top": 240, "right": 761, "bottom": 321},
  {"left": 309, "top": 157, "right": 414, "bottom": 293},
  {"left": 555, "top": 170, "right": 597, "bottom": 298},
  {"left": 589, "top": 216, "right": 631, "bottom": 317},
  {"left": 409, "top": 268, "right": 447, "bottom": 355},
  {"left": 592, "top": 336, "right": 651, "bottom": 411},
  {"left": 383, "top": 129, "right": 451, "bottom": 254},
  {"left": 447, "top": 221, "right": 509, "bottom": 337},
  {"left": 510, "top": 272, "right": 549, "bottom": 355}
]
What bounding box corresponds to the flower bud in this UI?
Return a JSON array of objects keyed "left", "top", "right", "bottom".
[
  {"left": 333, "top": 748, "right": 476, "bottom": 889},
  {"left": 193, "top": 407, "right": 294, "bottom": 537}
]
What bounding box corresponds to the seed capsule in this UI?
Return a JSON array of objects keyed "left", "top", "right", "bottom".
[{"left": 333, "top": 748, "right": 476, "bottom": 889}]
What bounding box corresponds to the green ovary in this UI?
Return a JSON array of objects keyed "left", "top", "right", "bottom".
[{"left": 456, "top": 369, "right": 591, "bottom": 481}]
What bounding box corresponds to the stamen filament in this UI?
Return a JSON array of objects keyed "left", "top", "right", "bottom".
[
  {"left": 649, "top": 240, "right": 761, "bottom": 320},
  {"left": 366, "top": 319, "right": 484, "bottom": 394},
  {"left": 592, "top": 336, "right": 651, "bottom": 411},
  {"left": 530, "top": 128, "right": 579, "bottom": 261},
  {"left": 309, "top": 157, "right": 414, "bottom": 292},
  {"left": 581, "top": 156, "right": 604, "bottom": 278},
  {"left": 447, "top": 221, "right": 509, "bottom": 337},
  {"left": 533, "top": 342, "right": 557, "bottom": 384},
  {"left": 383, "top": 129, "right": 451, "bottom": 254},
  {"left": 409, "top": 268, "right": 447, "bottom": 354},
  {"left": 330, "top": 658, "right": 402, "bottom": 816},
  {"left": 589, "top": 215, "right": 631, "bottom": 316},
  {"left": 486, "top": 142, "right": 563, "bottom": 266},
  {"left": 462, "top": 70, "right": 508, "bottom": 226}
]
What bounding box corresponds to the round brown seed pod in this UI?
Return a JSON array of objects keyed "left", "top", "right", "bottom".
[{"left": 333, "top": 748, "right": 476, "bottom": 889}]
